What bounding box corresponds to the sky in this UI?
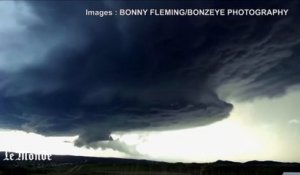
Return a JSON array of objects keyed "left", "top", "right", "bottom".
[{"left": 0, "top": 0, "right": 300, "bottom": 163}]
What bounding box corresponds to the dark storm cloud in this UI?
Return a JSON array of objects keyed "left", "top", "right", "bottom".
[{"left": 1, "top": 0, "right": 300, "bottom": 151}]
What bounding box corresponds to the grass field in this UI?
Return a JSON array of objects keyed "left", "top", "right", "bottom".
[{"left": 1, "top": 160, "right": 300, "bottom": 175}]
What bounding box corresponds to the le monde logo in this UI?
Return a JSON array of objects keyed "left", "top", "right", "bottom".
[{"left": 2, "top": 152, "right": 52, "bottom": 161}]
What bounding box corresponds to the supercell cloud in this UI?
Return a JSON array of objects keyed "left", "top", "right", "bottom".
[{"left": 0, "top": 1, "right": 300, "bottom": 148}]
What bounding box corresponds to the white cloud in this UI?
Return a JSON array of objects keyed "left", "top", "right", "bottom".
[
  {"left": 288, "top": 119, "right": 300, "bottom": 124},
  {"left": 0, "top": 129, "right": 127, "bottom": 158}
]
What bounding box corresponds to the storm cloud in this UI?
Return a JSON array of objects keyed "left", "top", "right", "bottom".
[{"left": 0, "top": 1, "right": 300, "bottom": 149}]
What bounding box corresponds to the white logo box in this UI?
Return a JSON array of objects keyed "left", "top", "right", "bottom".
[{"left": 283, "top": 173, "right": 300, "bottom": 175}]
